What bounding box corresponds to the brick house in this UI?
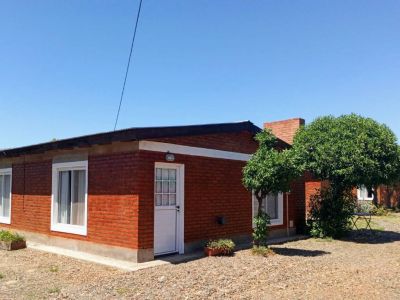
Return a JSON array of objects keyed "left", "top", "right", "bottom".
[{"left": 0, "top": 121, "right": 306, "bottom": 262}]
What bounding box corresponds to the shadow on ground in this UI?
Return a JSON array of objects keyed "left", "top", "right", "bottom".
[
  {"left": 341, "top": 229, "right": 400, "bottom": 244},
  {"left": 270, "top": 247, "right": 330, "bottom": 257}
]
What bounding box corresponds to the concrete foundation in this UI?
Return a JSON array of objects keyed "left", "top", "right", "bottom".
[
  {"left": 0, "top": 227, "right": 148, "bottom": 263},
  {"left": 0, "top": 226, "right": 297, "bottom": 263}
]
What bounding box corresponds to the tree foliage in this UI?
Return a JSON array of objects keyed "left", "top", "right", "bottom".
[
  {"left": 309, "top": 187, "right": 356, "bottom": 238},
  {"left": 243, "top": 129, "right": 301, "bottom": 208},
  {"left": 293, "top": 114, "right": 400, "bottom": 237},
  {"left": 252, "top": 212, "right": 270, "bottom": 246},
  {"left": 243, "top": 129, "right": 301, "bottom": 244},
  {"left": 293, "top": 114, "right": 400, "bottom": 190}
]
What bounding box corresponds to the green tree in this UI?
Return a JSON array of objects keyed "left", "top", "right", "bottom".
[
  {"left": 243, "top": 129, "right": 301, "bottom": 245},
  {"left": 293, "top": 114, "right": 400, "bottom": 237}
]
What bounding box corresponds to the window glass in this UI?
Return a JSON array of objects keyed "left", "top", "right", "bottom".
[
  {"left": 155, "top": 168, "right": 177, "bottom": 206},
  {"left": 156, "top": 168, "right": 162, "bottom": 180},
  {"left": 0, "top": 176, "right": 3, "bottom": 217},
  {"left": 57, "top": 170, "right": 86, "bottom": 226},
  {"left": 266, "top": 194, "right": 278, "bottom": 220},
  {"left": 253, "top": 193, "right": 280, "bottom": 221},
  {"left": 0, "top": 174, "right": 12, "bottom": 219},
  {"left": 358, "top": 186, "right": 373, "bottom": 200},
  {"left": 3, "top": 175, "right": 10, "bottom": 218}
]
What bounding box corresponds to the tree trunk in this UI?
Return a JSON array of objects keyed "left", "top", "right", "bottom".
[
  {"left": 372, "top": 185, "right": 378, "bottom": 207},
  {"left": 256, "top": 194, "right": 264, "bottom": 216}
]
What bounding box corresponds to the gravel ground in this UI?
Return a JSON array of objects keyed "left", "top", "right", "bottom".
[{"left": 1, "top": 214, "right": 400, "bottom": 300}]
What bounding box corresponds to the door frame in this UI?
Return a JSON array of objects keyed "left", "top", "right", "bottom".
[{"left": 154, "top": 162, "right": 185, "bottom": 255}]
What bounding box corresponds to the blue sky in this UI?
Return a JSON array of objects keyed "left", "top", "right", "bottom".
[{"left": 1, "top": 0, "right": 399, "bottom": 149}]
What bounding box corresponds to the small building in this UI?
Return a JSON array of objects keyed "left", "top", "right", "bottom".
[{"left": 0, "top": 120, "right": 305, "bottom": 262}]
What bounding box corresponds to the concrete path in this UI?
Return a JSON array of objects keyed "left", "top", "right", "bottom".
[{"left": 27, "top": 242, "right": 168, "bottom": 272}]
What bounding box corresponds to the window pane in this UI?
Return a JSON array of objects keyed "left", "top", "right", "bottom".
[
  {"left": 162, "top": 194, "right": 168, "bottom": 206},
  {"left": 162, "top": 169, "right": 169, "bottom": 180},
  {"left": 169, "top": 169, "right": 176, "bottom": 180},
  {"left": 360, "top": 187, "right": 367, "bottom": 199},
  {"left": 0, "top": 176, "right": 3, "bottom": 217},
  {"left": 58, "top": 171, "right": 71, "bottom": 224},
  {"left": 156, "top": 168, "right": 162, "bottom": 180},
  {"left": 2, "top": 175, "right": 11, "bottom": 218},
  {"left": 162, "top": 181, "right": 169, "bottom": 193},
  {"left": 169, "top": 194, "right": 176, "bottom": 205},
  {"left": 71, "top": 170, "right": 85, "bottom": 226},
  {"left": 266, "top": 194, "right": 278, "bottom": 219},
  {"left": 169, "top": 181, "right": 176, "bottom": 193},
  {"left": 359, "top": 186, "right": 373, "bottom": 200},
  {"left": 155, "top": 168, "right": 178, "bottom": 207},
  {"left": 155, "top": 181, "right": 162, "bottom": 193},
  {"left": 155, "top": 194, "right": 162, "bottom": 206}
]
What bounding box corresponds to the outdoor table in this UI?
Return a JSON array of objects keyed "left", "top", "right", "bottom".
[{"left": 351, "top": 212, "right": 373, "bottom": 231}]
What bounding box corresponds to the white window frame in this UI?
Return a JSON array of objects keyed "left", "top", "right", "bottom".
[
  {"left": 0, "top": 168, "right": 12, "bottom": 224},
  {"left": 51, "top": 161, "right": 88, "bottom": 236},
  {"left": 252, "top": 192, "right": 284, "bottom": 226},
  {"left": 357, "top": 186, "right": 374, "bottom": 201}
]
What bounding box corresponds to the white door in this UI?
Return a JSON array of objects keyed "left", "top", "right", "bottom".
[{"left": 154, "top": 163, "right": 184, "bottom": 255}]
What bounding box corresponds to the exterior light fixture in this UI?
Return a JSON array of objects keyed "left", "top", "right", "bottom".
[{"left": 165, "top": 152, "right": 175, "bottom": 162}]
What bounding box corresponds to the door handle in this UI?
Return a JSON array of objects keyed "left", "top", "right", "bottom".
[{"left": 176, "top": 205, "right": 180, "bottom": 212}]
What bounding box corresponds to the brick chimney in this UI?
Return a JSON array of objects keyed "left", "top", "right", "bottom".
[{"left": 264, "top": 118, "right": 305, "bottom": 145}]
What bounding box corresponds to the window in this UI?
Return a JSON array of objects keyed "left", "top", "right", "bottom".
[
  {"left": 155, "top": 167, "right": 177, "bottom": 206},
  {"left": 0, "top": 168, "right": 12, "bottom": 224},
  {"left": 51, "top": 161, "right": 88, "bottom": 235},
  {"left": 252, "top": 193, "right": 283, "bottom": 225},
  {"left": 357, "top": 186, "right": 374, "bottom": 201}
]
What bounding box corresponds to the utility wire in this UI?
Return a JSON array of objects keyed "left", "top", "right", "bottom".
[{"left": 113, "top": 0, "right": 143, "bottom": 131}]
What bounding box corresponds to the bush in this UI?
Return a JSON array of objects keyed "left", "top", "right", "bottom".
[
  {"left": 356, "top": 201, "right": 374, "bottom": 214},
  {"left": 253, "top": 212, "right": 270, "bottom": 246},
  {"left": 370, "top": 205, "right": 389, "bottom": 216},
  {"left": 0, "top": 230, "right": 25, "bottom": 242},
  {"left": 206, "top": 239, "right": 235, "bottom": 255},
  {"left": 309, "top": 187, "right": 356, "bottom": 238},
  {"left": 251, "top": 246, "right": 274, "bottom": 257}
]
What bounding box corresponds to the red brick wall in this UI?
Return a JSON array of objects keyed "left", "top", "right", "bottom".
[
  {"left": 10, "top": 161, "right": 52, "bottom": 233},
  {"left": 135, "top": 150, "right": 296, "bottom": 249},
  {"left": 87, "top": 152, "right": 139, "bottom": 248},
  {"left": 376, "top": 185, "right": 400, "bottom": 208},
  {"left": 4, "top": 152, "right": 140, "bottom": 249},
  {"left": 264, "top": 118, "right": 305, "bottom": 145},
  {"left": 289, "top": 177, "right": 306, "bottom": 232},
  {"left": 305, "top": 181, "right": 323, "bottom": 217},
  {"left": 134, "top": 151, "right": 251, "bottom": 248},
  {"left": 151, "top": 131, "right": 258, "bottom": 154}
]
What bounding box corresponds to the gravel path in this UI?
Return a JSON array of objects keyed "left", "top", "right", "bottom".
[{"left": 1, "top": 214, "right": 400, "bottom": 299}]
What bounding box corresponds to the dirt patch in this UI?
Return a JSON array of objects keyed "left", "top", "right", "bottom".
[{"left": 1, "top": 214, "right": 400, "bottom": 299}]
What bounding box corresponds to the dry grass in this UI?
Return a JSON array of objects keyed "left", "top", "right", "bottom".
[{"left": 1, "top": 214, "right": 400, "bottom": 299}]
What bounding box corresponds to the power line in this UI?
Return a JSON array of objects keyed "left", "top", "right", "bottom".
[{"left": 114, "top": 0, "right": 143, "bottom": 131}]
